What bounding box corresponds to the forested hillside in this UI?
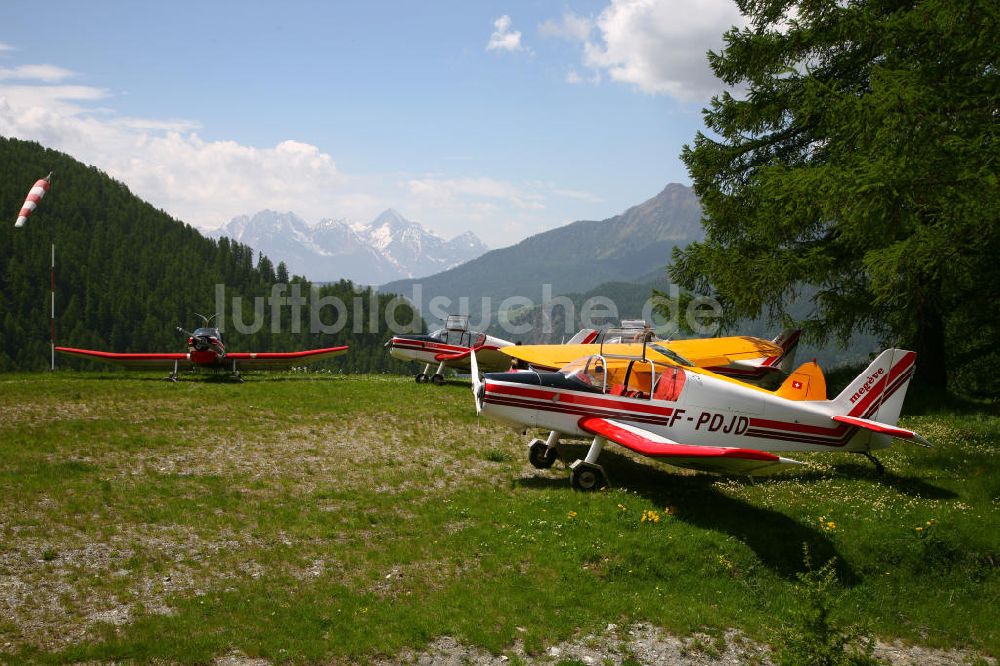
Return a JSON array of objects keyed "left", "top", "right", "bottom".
[{"left": 0, "top": 138, "right": 419, "bottom": 373}]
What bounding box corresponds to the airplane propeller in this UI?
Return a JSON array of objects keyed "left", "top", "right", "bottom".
[
  {"left": 469, "top": 345, "right": 484, "bottom": 415},
  {"left": 177, "top": 326, "right": 211, "bottom": 351}
]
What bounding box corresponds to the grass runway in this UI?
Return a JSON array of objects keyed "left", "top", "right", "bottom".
[{"left": 0, "top": 373, "right": 996, "bottom": 663}]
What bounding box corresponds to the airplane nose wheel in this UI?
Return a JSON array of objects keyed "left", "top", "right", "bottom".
[
  {"left": 528, "top": 439, "right": 558, "bottom": 469},
  {"left": 570, "top": 460, "right": 607, "bottom": 491}
]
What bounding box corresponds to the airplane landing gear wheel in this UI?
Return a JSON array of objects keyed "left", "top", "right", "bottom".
[
  {"left": 431, "top": 373, "right": 445, "bottom": 385},
  {"left": 570, "top": 460, "right": 607, "bottom": 491},
  {"left": 415, "top": 373, "right": 429, "bottom": 383},
  {"left": 528, "top": 439, "right": 558, "bottom": 469}
]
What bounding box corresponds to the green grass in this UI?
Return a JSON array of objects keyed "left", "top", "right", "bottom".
[{"left": 0, "top": 372, "right": 996, "bottom": 663}]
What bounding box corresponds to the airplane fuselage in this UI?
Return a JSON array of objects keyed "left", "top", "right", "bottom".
[
  {"left": 387, "top": 333, "right": 513, "bottom": 372},
  {"left": 186, "top": 327, "right": 227, "bottom": 367},
  {"left": 480, "top": 362, "right": 912, "bottom": 454}
]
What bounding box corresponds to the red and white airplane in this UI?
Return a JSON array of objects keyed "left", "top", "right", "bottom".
[
  {"left": 57, "top": 314, "right": 348, "bottom": 382},
  {"left": 386, "top": 315, "right": 514, "bottom": 384},
  {"left": 470, "top": 343, "right": 929, "bottom": 489}
]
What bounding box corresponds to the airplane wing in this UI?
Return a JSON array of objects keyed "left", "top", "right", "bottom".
[
  {"left": 666, "top": 335, "right": 784, "bottom": 364},
  {"left": 225, "top": 346, "right": 349, "bottom": 371},
  {"left": 56, "top": 347, "right": 192, "bottom": 370},
  {"left": 578, "top": 416, "right": 803, "bottom": 476}
]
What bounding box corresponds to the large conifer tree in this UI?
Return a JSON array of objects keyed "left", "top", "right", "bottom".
[{"left": 672, "top": 0, "right": 999, "bottom": 391}]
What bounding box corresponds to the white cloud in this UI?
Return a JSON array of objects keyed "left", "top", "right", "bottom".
[
  {"left": 0, "top": 56, "right": 602, "bottom": 247},
  {"left": 407, "top": 176, "right": 545, "bottom": 212},
  {"left": 0, "top": 42, "right": 14, "bottom": 53},
  {"left": 0, "top": 64, "right": 74, "bottom": 82},
  {"left": 539, "top": 13, "right": 594, "bottom": 42},
  {"left": 544, "top": 0, "right": 744, "bottom": 102},
  {"left": 566, "top": 68, "right": 601, "bottom": 86},
  {"left": 0, "top": 73, "right": 354, "bottom": 230},
  {"left": 486, "top": 15, "right": 526, "bottom": 53}
]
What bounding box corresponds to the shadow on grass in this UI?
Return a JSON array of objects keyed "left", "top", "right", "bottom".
[
  {"left": 518, "top": 447, "right": 857, "bottom": 584},
  {"left": 828, "top": 463, "right": 959, "bottom": 500},
  {"left": 781, "top": 458, "right": 959, "bottom": 500}
]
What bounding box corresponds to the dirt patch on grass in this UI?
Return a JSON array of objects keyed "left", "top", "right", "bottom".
[
  {"left": 0, "top": 524, "right": 265, "bottom": 650},
  {"left": 376, "top": 623, "right": 994, "bottom": 665},
  {"left": 104, "top": 413, "right": 526, "bottom": 496}
]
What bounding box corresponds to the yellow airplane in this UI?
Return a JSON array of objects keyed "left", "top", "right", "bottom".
[{"left": 503, "top": 325, "right": 801, "bottom": 384}]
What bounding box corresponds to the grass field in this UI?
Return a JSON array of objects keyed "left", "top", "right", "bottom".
[{"left": 0, "top": 372, "right": 996, "bottom": 664}]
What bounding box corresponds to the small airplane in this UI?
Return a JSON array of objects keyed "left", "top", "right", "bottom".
[
  {"left": 57, "top": 314, "right": 348, "bottom": 382},
  {"left": 504, "top": 322, "right": 801, "bottom": 383},
  {"left": 470, "top": 341, "right": 929, "bottom": 490},
  {"left": 386, "top": 314, "right": 514, "bottom": 384}
]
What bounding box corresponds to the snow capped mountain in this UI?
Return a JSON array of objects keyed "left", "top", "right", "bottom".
[{"left": 211, "top": 209, "right": 488, "bottom": 285}]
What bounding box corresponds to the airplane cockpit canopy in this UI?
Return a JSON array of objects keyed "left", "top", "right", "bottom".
[
  {"left": 598, "top": 326, "right": 655, "bottom": 345},
  {"left": 559, "top": 355, "right": 608, "bottom": 391},
  {"left": 193, "top": 327, "right": 221, "bottom": 340},
  {"left": 429, "top": 328, "right": 486, "bottom": 348},
  {"left": 559, "top": 354, "right": 688, "bottom": 400}
]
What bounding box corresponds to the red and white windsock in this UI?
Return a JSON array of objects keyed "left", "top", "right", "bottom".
[{"left": 14, "top": 172, "right": 53, "bottom": 228}]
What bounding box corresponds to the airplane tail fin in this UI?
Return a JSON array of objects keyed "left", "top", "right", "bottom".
[
  {"left": 566, "top": 328, "right": 599, "bottom": 345},
  {"left": 827, "top": 349, "right": 927, "bottom": 450},
  {"left": 831, "top": 349, "right": 916, "bottom": 425},
  {"left": 775, "top": 360, "right": 827, "bottom": 401},
  {"left": 764, "top": 328, "right": 801, "bottom": 374}
]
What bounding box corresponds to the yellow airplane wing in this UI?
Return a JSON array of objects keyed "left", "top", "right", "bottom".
[
  {"left": 503, "top": 336, "right": 784, "bottom": 371},
  {"left": 666, "top": 336, "right": 784, "bottom": 364}
]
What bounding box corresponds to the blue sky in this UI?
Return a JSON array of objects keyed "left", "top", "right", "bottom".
[{"left": 0, "top": 1, "right": 744, "bottom": 247}]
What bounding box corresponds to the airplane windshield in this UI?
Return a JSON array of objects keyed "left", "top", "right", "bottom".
[
  {"left": 648, "top": 343, "right": 693, "bottom": 367},
  {"left": 193, "top": 327, "right": 219, "bottom": 338},
  {"left": 429, "top": 328, "right": 484, "bottom": 347},
  {"left": 560, "top": 356, "right": 607, "bottom": 390},
  {"left": 600, "top": 328, "right": 655, "bottom": 344}
]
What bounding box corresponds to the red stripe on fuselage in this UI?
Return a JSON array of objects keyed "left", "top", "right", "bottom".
[
  {"left": 485, "top": 381, "right": 675, "bottom": 417},
  {"left": 486, "top": 395, "right": 670, "bottom": 426},
  {"left": 390, "top": 339, "right": 470, "bottom": 355}
]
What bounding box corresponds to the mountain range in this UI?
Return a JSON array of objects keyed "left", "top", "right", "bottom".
[
  {"left": 212, "top": 209, "right": 488, "bottom": 285},
  {"left": 379, "top": 183, "right": 705, "bottom": 324}
]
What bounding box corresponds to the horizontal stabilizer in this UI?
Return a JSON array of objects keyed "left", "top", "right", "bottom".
[
  {"left": 832, "top": 415, "right": 931, "bottom": 447},
  {"left": 578, "top": 416, "right": 803, "bottom": 476}
]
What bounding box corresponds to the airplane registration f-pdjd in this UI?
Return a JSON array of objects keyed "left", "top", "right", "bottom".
[{"left": 470, "top": 343, "right": 929, "bottom": 490}]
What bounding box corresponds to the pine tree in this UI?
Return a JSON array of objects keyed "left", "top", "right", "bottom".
[{"left": 672, "top": 0, "right": 1000, "bottom": 391}]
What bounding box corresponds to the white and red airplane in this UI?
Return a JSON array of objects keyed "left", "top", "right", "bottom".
[
  {"left": 57, "top": 314, "right": 348, "bottom": 382},
  {"left": 470, "top": 343, "right": 928, "bottom": 490},
  {"left": 386, "top": 315, "right": 514, "bottom": 384}
]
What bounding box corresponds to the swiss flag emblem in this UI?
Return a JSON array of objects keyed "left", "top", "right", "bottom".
[{"left": 792, "top": 380, "right": 803, "bottom": 389}]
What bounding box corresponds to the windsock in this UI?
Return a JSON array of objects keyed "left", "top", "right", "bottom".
[{"left": 14, "top": 172, "right": 52, "bottom": 228}]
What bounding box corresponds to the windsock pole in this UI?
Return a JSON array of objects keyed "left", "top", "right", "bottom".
[
  {"left": 13, "top": 172, "right": 55, "bottom": 370},
  {"left": 50, "top": 242, "right": 55, "bottom": 371}
]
